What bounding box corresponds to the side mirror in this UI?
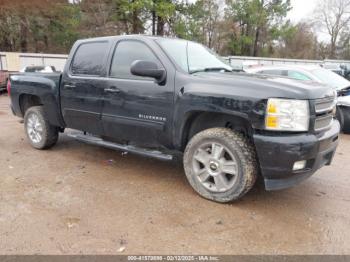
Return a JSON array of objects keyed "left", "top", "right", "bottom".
[{"left": 130, "top": 60, "right": 166, "bottom": 84}]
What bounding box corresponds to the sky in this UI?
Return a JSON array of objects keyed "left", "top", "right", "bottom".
[
  {"left": 287, "top": 0, "right": 330, "bottom": 42},
  {"left": 287, "top": 0, "right": 318, "bottom": 23}
]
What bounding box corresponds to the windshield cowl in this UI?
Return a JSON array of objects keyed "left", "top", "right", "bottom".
[{"left": 189, "top": 67, "right": 232, "bottom": 74}]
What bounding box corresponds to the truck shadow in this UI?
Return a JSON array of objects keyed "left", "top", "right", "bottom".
[{"left": 52, "top": 135, "right": 326, "bottom": 209}]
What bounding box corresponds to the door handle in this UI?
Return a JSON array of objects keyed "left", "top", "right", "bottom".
[
  {"left": 104, "top": 87, "right": 120, "bottom": 93},
  {"left": 64, "top": 84, "right": 75, "bottom": 90}
]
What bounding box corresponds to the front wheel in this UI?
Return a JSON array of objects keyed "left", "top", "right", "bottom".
[
  {"left": 336, "top": 106, "right": 344, "bottom": 131},
  {"left": 340, "top": 107, "right": 350, "bottom": 134},
  {"left": 183, "top": 128, "right": 258, "bottom": 203},
  {"left": 24, "top": 106, "right": 59, "bottom": 149}
]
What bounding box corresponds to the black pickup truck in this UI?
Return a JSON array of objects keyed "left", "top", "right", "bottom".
[{"left": 8, "top": 35, "right": 340, "bottom": 203}]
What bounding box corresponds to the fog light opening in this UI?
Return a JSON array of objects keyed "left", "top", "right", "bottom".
[{"left": 293, "top": 160, "right": 307, "bottom": 171}]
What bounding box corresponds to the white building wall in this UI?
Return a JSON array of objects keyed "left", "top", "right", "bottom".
[{"left": 0, "top": 52, "right": 68, "bottom": 72}]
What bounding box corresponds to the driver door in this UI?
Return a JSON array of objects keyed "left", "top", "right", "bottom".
[{"left": 101, "top": 39, "right": 175, "bottom": 147}]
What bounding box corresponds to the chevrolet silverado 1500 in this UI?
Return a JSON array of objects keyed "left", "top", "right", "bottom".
[{"left": 8, "top": 35, "right": 340, "bottom": 202}]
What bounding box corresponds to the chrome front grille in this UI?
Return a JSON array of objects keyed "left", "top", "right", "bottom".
[
  {"left": 315, "top": 114, "right": 333, "bottom": 131},
  {"left": 314, "top": 94, "right": 336, "bottom": 132},
  {"left": 315, "top": 96, "right": 335, "bottom": 114}
]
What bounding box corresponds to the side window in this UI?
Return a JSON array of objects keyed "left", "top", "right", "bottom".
[
  {"left": 110, "top": 41, "right": 162, "bottom": 79},
  {"left": 71, "top": 42, "right": 108, "bottom": 76},
  {"left": 288, "top": 70, "right": 312, "bottom": 81},
  {"left": 260, "top": 70, "right": 284, "bottom": 76}
]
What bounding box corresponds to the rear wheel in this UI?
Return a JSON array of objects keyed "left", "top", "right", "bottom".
[
  {"left": 183, "top": 128, "right": 258, "bottom": 203},
  {"left": 24, "top": 106, "right": 58, "bottom": 149}
]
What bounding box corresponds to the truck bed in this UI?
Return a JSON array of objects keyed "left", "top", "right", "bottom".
[{"left": 9, "top": 72, "right": 64, "bottom": 127}]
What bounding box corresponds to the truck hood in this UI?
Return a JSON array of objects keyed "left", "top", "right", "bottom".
[{"left": 192, "top": 72, "right": 333, "bottom": 100}]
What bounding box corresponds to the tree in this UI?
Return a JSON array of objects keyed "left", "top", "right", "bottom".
[
  {"left": 151, "top": 0, "right": 176, "bottom": 35},
  {"left": 47, "top": 4, "right": 81, "bottom": 53},
  {"left": 1, "top": 0, "right": 349, "bottom": 60},
  {"left": 225, "top": 0, "right": 291, "bottom": 56},
  {"left": 313, "top": 0, "right": 350, "bottom": 58},
  {"left": 172, "top": 0, "right": 222, "bottom": 49},
  {"left": 338, "top": 26, "right": 350, "bottom": 59},
  {"left": 0, "top": 0, "right": 80, "bottom": 53},
  {"left": 274, "top": 22, "right": 319, "bottom": 59},
  {"left": 79, "top": 0, "right": 114, "bottom": 36}
]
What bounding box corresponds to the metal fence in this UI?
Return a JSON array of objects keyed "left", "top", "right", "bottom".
[
  {"left": 225, "top": 56, "right": 350, "bottom": 70},
  {"left": 1, "top": 51, "right": 350, "bottom": 72}
]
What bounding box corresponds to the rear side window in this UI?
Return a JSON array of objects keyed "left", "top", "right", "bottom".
[
  {"left": 288, "top": 70, "right": 312, "bottom": 81},
  {"left": 71, "top": 42, "right": 108, "bottom": 76},
  {"left": 260, "top": 70, "right": 285, "bottom": 76},
  {"left": 110, "top": 40, "right": 161, "bottom": 79}
]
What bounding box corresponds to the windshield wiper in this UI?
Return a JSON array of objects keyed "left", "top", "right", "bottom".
[{"left": 190, "top": 67, "right": 232, "bottom": 74}]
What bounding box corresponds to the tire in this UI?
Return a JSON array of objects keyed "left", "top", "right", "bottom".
[
  {"left": 336, "top": 106, "right": 344, "bottom": 131},
  {"left": 183, "top": 128, "right": 258, "bottom": 203},
  {"left": 24, "top": 106, "right": 59, "bottom": 149},
  {"left": 341, "top": 107, "right": 350, "bottom": 134}
]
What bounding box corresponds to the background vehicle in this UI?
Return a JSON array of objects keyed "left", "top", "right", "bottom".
[
  {"left": 0, "top": 70, "right": 9, "bottom": 92},
  {"left": 8, "top": 35, "right": 339, "bottom": 203},
  {"left": 245, "top": 65, "right": 350, "bottom": 133},
  {"left": 20, "top": 65, "right": 57, "bottom": 73},
  {"left": 322, "top": 63, "right": 350, "bottom": 81}
]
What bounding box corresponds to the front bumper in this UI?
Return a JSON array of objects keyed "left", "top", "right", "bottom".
[{"left": 254, "top": 120, "right": 340, "bottom": 191}]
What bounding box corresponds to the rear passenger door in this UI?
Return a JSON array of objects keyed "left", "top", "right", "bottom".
[
  {"left": 101, "top": 39, "right": 175, "bottom": 147},
  {"left": 60, "top": 41, "right": 111, "bottom": 135}
]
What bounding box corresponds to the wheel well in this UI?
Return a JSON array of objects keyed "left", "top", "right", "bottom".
[
  {"left": 181, "top": 112, "right": 253, "bottom": 150},
  {"left": 19, "top": 94, "right": 42, "bottom": 116}
]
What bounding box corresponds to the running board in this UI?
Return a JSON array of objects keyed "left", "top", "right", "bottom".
[{"left": 67, "top": 132, "right": 173, "bottom": 161}]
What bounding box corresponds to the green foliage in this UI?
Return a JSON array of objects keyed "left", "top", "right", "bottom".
[
  {"left": 172, "top": 0, "right": 220, "bottom": 47},
  {"left": 0, "top": 2, "right": 81, "bottom": 53},
  {"left": 0, "top": 0, "right": 344, "bottom": 59},
  {"left": 225, "top": 0, "right": 292, "bottom": 56},
  {"left": 48, "top": 4, "right": 81, "bottom": 52},
  {"left": 154, "top": 0, "right": 176, "bottom": 18}
]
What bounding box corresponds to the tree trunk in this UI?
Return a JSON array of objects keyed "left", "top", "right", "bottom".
[
  {"left": 157, "top": 16, "right": 164, "bottom": 35},
  {"left": 20, "top": 17, "right": 28, "bottom": 52},
  {"left": 152, "top": 10, "right": 156, "bottom": 35},
  {"left": 253, "top": 27, "right": 260, "bottom": 57},
  {"left": 132, "top": 11, "right": 137, "bottom": 33},
  {"left": 208, "top": 33, "right": 212, "bottom": 49},
  {"left": 330, "top": 39, "right": 336, "bottom": 58},
  {"left": 44, "top": 34, "right": 49, "bottom": 52},
  {"left": 131, "top": 0, "right": 142, "bottom": 34}
]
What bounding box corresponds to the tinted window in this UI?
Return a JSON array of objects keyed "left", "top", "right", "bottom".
[
  {"left": 110, "top": 41, "right": 161, "bottom": 79},
  {"left": 260, "top": 70, "right": 284, "bottom": 76},
  {"left": 71, "top": 42, "right": 108, "bottom": 75},
  {"left": 288, "top": 70, "right": 312, "bottom": 81},
  {"left": 25, "top": 66, "right": 45, "bottom": 72}
]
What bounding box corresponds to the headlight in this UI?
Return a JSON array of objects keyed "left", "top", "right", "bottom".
[{"left": 265, "top": 98, "right": 310, "bottom": 131}]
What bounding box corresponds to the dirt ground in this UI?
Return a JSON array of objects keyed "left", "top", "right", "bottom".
[{"left": 0, "top": 94, "right": 350, "bottom": 255}]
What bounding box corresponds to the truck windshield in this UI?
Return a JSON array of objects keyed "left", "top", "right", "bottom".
[
  {"left": 312, "top": 68, "right": 350, "bottom": 90},
  {"left": 157, "top": 38, "right": 232, "bottom": 74}
]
